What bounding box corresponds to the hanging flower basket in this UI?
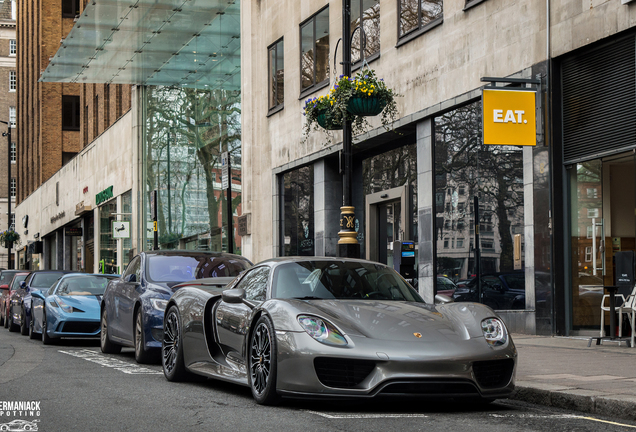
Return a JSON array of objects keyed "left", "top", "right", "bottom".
[
  {"left": 316, "top": 109, "right": 343, "bottom": 130},
  {"left": 347, "top": 97, "right": 386, "bottom": 117},
  {"left": 4, "top": 240, "right": 12, "bottom": 249},
  {"left": 0, "top": 230, "right": 19, "bottom": 248}
]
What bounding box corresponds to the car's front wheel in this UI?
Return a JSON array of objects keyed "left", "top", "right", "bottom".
[
  {"left": 248, "top": 315, "right": 281, "bottom": 405},
  {"left": 100, "top": 308, "right": 121, "bottom": 354},
  {"left": 162, "top": 305, "right": 190, "bottom": 381},
  {"left": 3, "top": 306, "right": 8, "bottom": 328},
  {"left": 134, "top": 310, "right": 158, "bottom": 364},
  {"left": 28, "top": 304, "right": 38, "bottom": 340},
  {"left": 42, "top": 309, "right": 53, "bottom": 345},
  {"left": 20, "top": 305, "right": 29, "bottom": 336},
  {"left": 8, "top": 306, "right": 18, "bottom": 332}
]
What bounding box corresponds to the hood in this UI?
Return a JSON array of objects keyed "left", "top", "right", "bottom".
[
  {"left": 277, "top": 300, "right": 497, "bottom": 343},
  {"left": 54, "top": 295, "right": 101, "bottom": 313}
]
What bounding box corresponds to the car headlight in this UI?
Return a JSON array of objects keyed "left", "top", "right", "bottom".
[
  {"left": 56, "top": 297, "right": 73, "bottom": 314},
  {"left": 150, "top": 298, "right": 169, "bottom": 311},
  {"left": 297, "top": 315, "right": 347, "bottom": 346},
  {"left": 481, "top": 317, "right": 507, "bottom": 347}
]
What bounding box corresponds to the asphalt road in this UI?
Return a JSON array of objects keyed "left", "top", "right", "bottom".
[{"left": 1, "top": 330, "right": 636, "bottom": 432}]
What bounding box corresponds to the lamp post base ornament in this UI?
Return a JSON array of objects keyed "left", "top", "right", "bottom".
[{"left": 338, "top": 206, "right": 360, "bottom": 258}]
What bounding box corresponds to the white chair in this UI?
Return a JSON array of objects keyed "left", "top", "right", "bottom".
[{"left": 600, "top": 285, "right": 636, "bottom": 338}]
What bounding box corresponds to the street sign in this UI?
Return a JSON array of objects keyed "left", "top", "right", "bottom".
[
  {"left": 112, "top": 221, "right": 130, "bottom": 239},
  {"left": 221, "top": 151, "right": 229, "bottom": 189},
  {"left": 482, "top": 89, "right": 536, "bottom": 146}
]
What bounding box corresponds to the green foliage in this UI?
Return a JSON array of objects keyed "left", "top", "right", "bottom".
[{"left": 0, "top": 229, "right": 19, "bottom": 245}]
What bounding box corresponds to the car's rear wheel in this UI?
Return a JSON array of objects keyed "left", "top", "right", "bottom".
[
  {"left": 248, "top": 315, "right": 281, "bottom": 405},
  {"left": 0, "top": 306, "right": 4, "bottom": 327},
  {"left": 8, "top": 306, "right": 18, "bottom": 332},
  {"left": 134, "top": 310, "right": 157, "bottom": 364},
  {"left": 3, "top": 306, "right": 8, "bottom": 328},
  {"left": 28, "top": 304, "right": 38, "bottom": 340},
  {"left": 162, "top": 305, "right": 190, "bottom": 381},
  {"left": 42, "top": 309, "right": 53, "bottom": 345},
  {"left": 20, "top": 305, "right": 29, "bottom": 336},
  {"left": 100, "top": 308, "right": 121, "bottom": 354}
]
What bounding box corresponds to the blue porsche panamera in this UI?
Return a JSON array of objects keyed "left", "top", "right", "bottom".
[{"left": 30, "top": 274, "right": 118, "bottom": 344}]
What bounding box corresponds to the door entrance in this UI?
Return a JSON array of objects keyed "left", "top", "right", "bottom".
[
  {"left": 365, "top": 184, "right": 411, "bottom": 268},
  {"left": 569, "top": 153, "right": 636, "bottom": 331}
]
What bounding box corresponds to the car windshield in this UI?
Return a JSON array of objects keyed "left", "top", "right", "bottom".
[
  {"left": 272, "top": 261, "right": 424, "bottom": 302},
  {"left": 56, "top": 276, "right": 116, "bottom": 296},
  {"left": 10, "top": 274, "right": 27, "bottom": 289},
  {"left": 147, "top": 255, "right": 251, "bottom": 283},
  {"left": 437, "top": 277, "right": 456, "bottom": 288},
  {"left": 0, "top": 271, "right": 19, "bottom": 284},
  {"left": 31, "top": 273, "right": 67, "bottom": 288}
]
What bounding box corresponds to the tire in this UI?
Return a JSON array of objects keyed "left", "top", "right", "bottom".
[
  {"left": 28, "top": 305, "right": 38, "bottom": 340},
  {"left": 134, "top": 310, "right": 158, "bottom": 364},
  {"left": 248, "top": 315, "right": 281, "bottom": 405},
  {"left": 0, "top": 306, "right": 4, "bottom": 327},
  {"left": 100, "top": 307, "right": 121, "bottom": 354},
  {"left": 3, "top": 306, "right": 8, "bottom": 328},
  {"left": 162, "top": 305, "right": 190, "bottom": 381},
  {"left": 20, "top": 306, "right": 29, "bottom": 336},
  {"left": 42, "top": 309, "right": 53, "bottom": 345},
  {"left": 8, "top": 307, "right": 18, "bottom": 332}
]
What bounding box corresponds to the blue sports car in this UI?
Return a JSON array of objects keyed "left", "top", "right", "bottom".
[{"left": 30, "top": 274, "right": 118, "bottom": 344}]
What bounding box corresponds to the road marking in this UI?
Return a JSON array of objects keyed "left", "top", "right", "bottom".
[
  {"left": 59, "top": 349, "right": 162, "bottom": 375},
  {"left": 490, "top": 414, "right": 636, "bottom": 428},
  {"left": 306, "top": 411, "right": 428, "bottom": 419}
]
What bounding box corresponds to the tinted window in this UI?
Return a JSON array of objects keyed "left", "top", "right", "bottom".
[
  {"left": 0, "top": 271, "right": 17, "bottom": 285},
  {"left": 31, "top": 273, "right": 67, "bottom": 288},
  {"left": 272, "top": 261, "right": 423, "bottom": 302},
  {"left": 237, "top": 267, "right": 270, "bottom": 302},
  {"left": 56, "top": 276, "right": 116, "bottom": 296},
  {"left": 10, "top": 274, "right": 28, "bottom": 290},
  {"left": 147, "top": 255, "right": 251, "bottom": 283},
  {"left": 124, "top": 256, "right": 142, "bottom": 282}
]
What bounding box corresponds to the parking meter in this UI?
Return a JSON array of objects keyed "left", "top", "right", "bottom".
[{"left": 392, "top": 241, "right": 417, "bottom": 284}]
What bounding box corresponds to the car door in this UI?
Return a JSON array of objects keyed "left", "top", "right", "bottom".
[
  {"left": 215, "top": 266, "right": 270, "bottom": 364},
  {"left": 11, "top": 273, "right": 32, "bottom": 320},
  {"left": 117, "top": 255, "right": 143, "bottom": 342}
]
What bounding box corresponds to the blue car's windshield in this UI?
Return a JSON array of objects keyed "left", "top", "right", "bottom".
[
  {"left": 31, "top": 273, "right": 67, "bottom": 288},
  {"left": 147, "top": 255, "right": 251, "bottom": 283},
  {"left": 272, "top": 261, "right": 424, "bottom": 302},
  {"left": 56, "top": 276, "right": 116, "bottom": 296}
]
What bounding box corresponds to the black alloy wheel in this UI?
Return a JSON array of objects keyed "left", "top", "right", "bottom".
[
  {"left": 20, "top": 306, "right": 29, "bottom": 336},
  {"left": 28, "top": 304, "right": 38, "bottom": 340},
  {"left": 100, "top": 308, "right": 121, "bottom": 354},
  {"left": 41, "top": 309, "right": 52, "bottom": 345},
  {"left": 134, "top": 310, "right": 157, "bottom": 364},
  {"left": 248, "top": 315, "right": 280, "bottom": 405},
  {"left": 162, "top": 305, "right": 190, "bottom": 381}
]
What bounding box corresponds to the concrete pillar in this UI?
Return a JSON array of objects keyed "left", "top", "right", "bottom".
[
  {"left": 314, "top": 160, "right": 342, "bottom": 257},
  {"left": 56, "top": 230, "right": 64, "bottom": 270},
  {"left": 416, "top": 119, "right": 435, "bottom": 304},
  {"left": 93, "top": 207, "right": 100, "bottom": 273}
]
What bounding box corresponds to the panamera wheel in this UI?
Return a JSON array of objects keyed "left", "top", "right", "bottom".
[
  {"left": 100, "top": 308, "right": 121, "bottom": 354},
  {"left": 162, "top": 305, "right": 189, "bottom": 381},
  {"left": 248, "top": 315, "right": 280, "bottom": 405}
]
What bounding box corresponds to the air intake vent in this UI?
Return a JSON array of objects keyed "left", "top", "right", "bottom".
[
  {"left": 314, "top": 357, "right": 376, "bottom": 388},
  {"left": 473, "top": 358, "right": 515, "bottom": 389}
]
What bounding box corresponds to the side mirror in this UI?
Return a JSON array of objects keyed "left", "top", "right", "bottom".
[
  {"left": 31, "top": 291, "right": 45, "bottom": 300},
  {"left": 0, "top": 284, "right": 8, "bottom": 291},
  {"left": 124, "top": 274, "right": 137, "bottom": 283},
  {"left": 435, "top": 294, "right": 454, "bottom": 304},
  {"left": 20, "top": 281, "right": 26, "bottom": 289},
  {"left": 222, "top": 288, "right": 246, "bottom": 304}
]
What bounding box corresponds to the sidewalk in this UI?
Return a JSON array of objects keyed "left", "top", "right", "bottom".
[{"left": 511, "top": 334, "right": 636, "bottom": 420}]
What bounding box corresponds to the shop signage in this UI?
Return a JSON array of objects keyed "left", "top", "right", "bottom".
[
  {"left": 238, "top": 214, "right": 250, "bottom": 236},
  {"left": 65, "top": 227, "right": 83, "bottom": 236},
  {"left": 96, "top": 185, "right": 114, "bottom": 206},
  {"left": 113, "top": 221, "right": 131, "bottom": 239},
  {"left": 50, "top": 211, "right": 66, "bottom": 224},
  {"left": 83, "top": 186, "right": 89, "bottom": 194},
  {"left": 75, "top": 201, "right": 92, "bottom": 216},
  {"left": 482, "top": 89, "right": 536, "bottom": 146}
]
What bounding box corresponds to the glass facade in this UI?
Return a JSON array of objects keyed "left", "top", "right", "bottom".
[
  {"left": 351, "top": 0, "right": 380, "bottom": 64},
  {"left": 143, "top": 86, "right": 242, "bottom": 254},
  {"left": 122, "top": 190, "right": 133, "bottom": 270},
  {"left": 99, "top": 198, "right": 118, "bottom": 274},
  {"left": 282, "top": 166, "right": 314, "bottom": 256},
  {"left": 434, "top": 101, "right": 526, "bottom": 309}
]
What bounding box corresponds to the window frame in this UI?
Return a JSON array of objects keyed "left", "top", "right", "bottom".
[
  {"left": 10, "top": 142, "right": 15, "bottom": 163},
  {"left": 396, "top": 0, "right": 443, "bottom": 47},
  {"left": 9, "top": 106, "right": 15, "bottom": 127},
  {"left": 62, "top": 0, "right": 80, "bottom": 18},
  {"left": 10, "top": 178, "right": 16, "bottom": 198},
  {"left": 350, "top": 0, "right": 381, "bottom": 68},
  {"left": 9, "top": 40, "right": 16, "bottom": 56},
  {"left": 267, "top": 37, "right": 285, "bottom": 115},
  {"left": 62, "top": 95, "right": 81, "bottom": 131},
  {"left": 298, "top": 6, "right": 330, "bottom": 99},
  {"left": 463, "top": 0, "right": 488, "bottom": 12},
  {"left": 9, "top": 71, "right": 16, "bottom": 92}
]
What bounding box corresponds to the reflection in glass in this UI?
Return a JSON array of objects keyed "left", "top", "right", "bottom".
[
  {"left": 268, "top": 39, "right": 284, "bottom": 110},
  {"left": 301, "top": 8, "right": 329, "bottom": 91},
  {"left": 99, "top": 199, "right": 118, "bottom": 274},
  {"left": 283, "top": 166, "right": 315, "bottom": 256},
  {"left": 351, "top": 0, "right": 380, "bottom": 64},
  {"left": 434, "top": 101, "right": 526, "bottom": 308},
  {"left": 144, "top": 86, "right": 242, "bottom": 254},
  {"left": 399, "top": 0, "right": 443, "bottom": 38}
]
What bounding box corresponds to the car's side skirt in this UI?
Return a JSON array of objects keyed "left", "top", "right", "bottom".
[{"left": 186, "top": 361, "right": 249, "bottom": 387}]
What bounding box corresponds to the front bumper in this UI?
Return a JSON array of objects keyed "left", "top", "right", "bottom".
[{"left": 275, "top": 331, "right": 516, "bottom": 399}]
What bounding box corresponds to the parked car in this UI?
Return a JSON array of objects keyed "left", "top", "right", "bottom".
[
  {"left": 453, "top": 272, "right": 526, "bottom": 310},
  {"left": 0, "top": 270, "right": 24, "bottom": 327},
  {"left": 436, "top": 276, "right": 457, "bottom": 297},
  {"left": 101, "top": 250, "right": 253, "bottom": 364},
  {"left": 30, "top": 273, "right": 119, "bottom": 344},
  {"left": 2, "top": 271, "right": 30, "bottom": 330},
  {"left": 160, "top": 257, "right": 516, "bottom": 405},
  {"left": 8, "top": 270, "right": 73, "bottom": 335}
]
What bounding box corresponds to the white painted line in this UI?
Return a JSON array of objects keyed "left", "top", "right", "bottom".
[
  {"left": 490, "top": 414, "right": 636, "bottom": 428},
  {"left": 59, "top": 349, "right": 162, "bottom": 375},
  {"left": 306, "top": 411, "right": 428, "bottom": 419}
]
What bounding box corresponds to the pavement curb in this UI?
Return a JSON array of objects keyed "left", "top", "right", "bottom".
[{"left": 510, "top": 385, "right": 636, "bottom": 422}]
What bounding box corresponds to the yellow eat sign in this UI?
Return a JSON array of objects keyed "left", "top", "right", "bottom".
[{"left": 482, "top": 89, "right": 536, "bottom": 146}]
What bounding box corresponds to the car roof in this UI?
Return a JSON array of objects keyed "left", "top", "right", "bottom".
[{"left": 257, "top": 256, "right": 390, "bottom": 269}]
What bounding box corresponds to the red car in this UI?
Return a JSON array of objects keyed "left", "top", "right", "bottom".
[{"left": 0, "top": 271, "right": 30, "bottom": 329}]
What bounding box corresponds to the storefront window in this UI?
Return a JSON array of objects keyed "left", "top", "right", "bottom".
[
  {"left": 122, "top": 190, "right": 133, "bottom": 270},
  {"left": 282, "top": 166, "right": 314, "bottom": 256},
  {"left": 143, "top": 86, "right": 242, "bottom": 254},
  {"left": 434, "top": 101, "right": 526, "bottom": 309},
  {"left": 99, "top": 198, "right": 118, "bottom": 274}
]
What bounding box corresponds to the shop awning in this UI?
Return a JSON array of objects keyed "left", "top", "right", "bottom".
[{"left": 39, "top": 0, "right": 240, "bottom": 90}]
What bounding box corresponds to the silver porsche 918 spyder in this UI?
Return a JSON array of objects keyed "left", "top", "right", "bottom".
[{"left": 161, "top": 257, "right": 516, "bottom": 405}]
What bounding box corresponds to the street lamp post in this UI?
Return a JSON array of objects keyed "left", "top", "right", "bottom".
[
  {"left": 337, "top": 0, "right": 360, "bottom": 258},
  {"left": 0, "top": 120, "right": 11, "bottom": 269}
]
